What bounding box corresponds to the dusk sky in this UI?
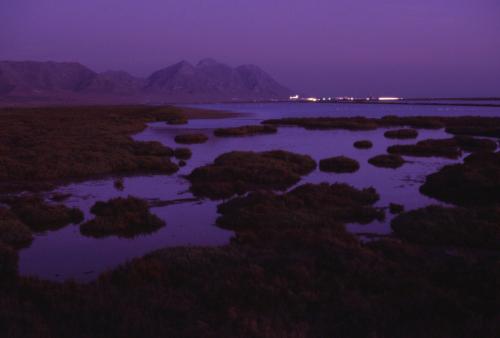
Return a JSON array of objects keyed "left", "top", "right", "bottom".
[{"left": 1, "top": 0, "right": 499, "bottom": 97}]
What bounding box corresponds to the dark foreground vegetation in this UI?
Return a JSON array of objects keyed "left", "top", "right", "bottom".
[
  {"left": 187, "top": 150, "right": 316, "bottom": 199},
  {"left": 1, "top": 180, "right": 500, "bottom": 337},
  {"left": 80, "top": 196, "right": 165, "bottom": 238},
  {"left": 0, "top": 208, "right": 33, "bottom": 249},
  {"left": 392, "top": 205, "right": 500, "bottom": 248},
  {"left": 1, "top": 109, "right": 500, "bottom": 337}
]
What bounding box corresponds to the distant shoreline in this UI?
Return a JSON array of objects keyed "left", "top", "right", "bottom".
[
  {"left": 2, "top": 98, "right": 500, "bottom": 109},
  {"left": 186, "top": 100, "right": 500, "bottom": 108}
]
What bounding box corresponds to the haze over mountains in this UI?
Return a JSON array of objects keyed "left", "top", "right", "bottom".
[{"left": 0, "top": 58, "right": 292, "bottom": 105}]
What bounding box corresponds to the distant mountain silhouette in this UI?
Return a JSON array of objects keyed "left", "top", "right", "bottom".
[
  {"left": 84, "top": 71, "right": 146, "bottom": 96},
  {"left": 0, "top": 59, "right": 292, "bottom": 105},
  {"left": 144, "top": 58, "right": 291, "bottom": 101},
  {"left": 0, "top": 61, "right": 96, "bottom": 95}
]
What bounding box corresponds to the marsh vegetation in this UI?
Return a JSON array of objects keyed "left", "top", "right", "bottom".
[
  {"left": 368, "top": 154, "right": 406, "bottom": 168},
  {"left": 319, "top": 156, "right": 360, "bottom": 173},
  {"left": 187, "top": 150, "right": 316, "bottom": 199},
  {"left": 353, "top": 140, "right": 373, "bottom": 149},
  {"left": 80, "top": 196, "right": 165, "bottom": 238},
  {"left": 214, "top": 125, "right": 277, "bottom": 137},
  {"left": 1, "top": 106, "right": 500, "bottom": 337},
  {"left": 384, "top": 128, "right": 419, "bottom": 139},
  {"left": 174, "top": 133, "right": 209, "bottom": 144}
]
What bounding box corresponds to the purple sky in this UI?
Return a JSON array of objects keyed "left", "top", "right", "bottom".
[{"left": 1, "top": 0, "right": 499, "bottom": 97}]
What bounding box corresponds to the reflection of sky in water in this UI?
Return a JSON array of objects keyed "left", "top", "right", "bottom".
[{"left": 19, "top": 103, "right": 492, "bottom": 282}]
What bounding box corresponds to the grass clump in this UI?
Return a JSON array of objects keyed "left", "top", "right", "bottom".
[
  {"left": 114, "top": 178, "right": 125, "bottom": 191},
  {"left": 319, "top": 156, "right": 360, "bottom": 173},
  {"left": 174, "top": 133, "right": 208, "bottom": 144},
  {"left": 263, "top": 117, "right": 380, "bottom": 130},
  {"left": 392, "top": 205, "right": 500, "bottom": 249},
  {"left": 174, "top": 147, "right": 192, "bottom": 160},
  {"left": 388, "top": 138, "right": 462, "bottom": 159},
  {"left": 453, "top": 136, "right": 497, "bottom": 152},
  {"left": 2, "top": 196, "right": 83, "bottom": 232},
  {"left": 80, "top": 196, "right": 165, "bottom": 238},
  {"left": 384, "top": 128, "right": 418, "bottom": 139},
  {"left": 49, "top": 192, "right": 71, "bottom": 202},
  {"left": 353, "top": 140, "right": 373, "bottom": 149},
  {"left": 187, "top": 150, "right": 316, "bottom": 199},
  {"left": 368, "top": 154, "right": 406, "bottom": 169},
  {"left": 217, "top": 182, "right": 383, "bottom": 232},
  {"left": 161, "top": 110, "right": 188, "bottom": 125},
  {"left": 389, "top": 137, "right": 496, "bottom": 159},
  {"left": 0, "top": 208, "right": 33, "bottom": 249},
  {"left": 379, "top": 115, "right": 445, "bottom": 129},
  {"left": 420, "top": 151, "right": 500, "bottom": 206},
  {"left": 263, "top": 116, "right": 500, "bottom": 135},
  {"left": 445, "top": 126, "right": 500, "bottom": 138},
  {"left": 389, "top": 203, "right": 405, "bottom": 214},
  {"left": 214, "top": 125, "right": 277, "bottom": 137},
  {"left": 0, "top": 242, "right": 17, "bottom": 284},
  {"left": 130, "top": 141, "right": 173, "bottom": 156}
]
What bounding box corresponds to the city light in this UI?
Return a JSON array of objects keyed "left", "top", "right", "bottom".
[
  {"left": 378, "top": 97, "right": 401, "bottom": 101},
  {"left": 306, "top": 97, "right": 319, "bottom": 102}
]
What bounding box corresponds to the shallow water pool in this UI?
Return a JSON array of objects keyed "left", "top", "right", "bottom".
[{"left": 18, "top": 104, "right": 486, "bottom": 281}]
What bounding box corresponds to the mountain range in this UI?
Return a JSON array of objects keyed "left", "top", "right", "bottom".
[{"left": 0, "top": 58, "right": 292, "bottom": 105}]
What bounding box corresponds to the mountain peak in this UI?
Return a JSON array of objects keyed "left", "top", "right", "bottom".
[
  {"left": 237, "top": 64, "right": 262, "bottom": 71},
  {"left": 172, "top": 60, "right": 194, "bottom": 70},
  {"left": 197, "top": 58, "right": 219, "bottom": 67},
  {"left": 0, "top": 59, "right": 292, "bottom": 104},
  {"left": 177, "top": 60, "right": 193, "bottom": 66}
]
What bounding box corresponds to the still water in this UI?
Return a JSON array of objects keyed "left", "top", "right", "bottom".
[{"left": 18, "top": 103, "right": 500, "bottom": 281}]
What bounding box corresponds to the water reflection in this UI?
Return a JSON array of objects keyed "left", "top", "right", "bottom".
[{"left": 19, "top": 103, "right": 485, "bottom": 281}]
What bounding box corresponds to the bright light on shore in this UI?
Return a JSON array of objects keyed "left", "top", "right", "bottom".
[
  {"left": 378, "top": 97, "right": 401, "bottom": 101},
  {"left": 289, "top": 94, "right": 299, "bottom": 100},
  {"left": 306, "top": 97, "right": 319, "bottom": 102}
]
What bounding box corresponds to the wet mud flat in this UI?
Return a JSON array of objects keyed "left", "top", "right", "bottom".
[{"left": 1, "top": 106, "right": 500, "bottom": 337}]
